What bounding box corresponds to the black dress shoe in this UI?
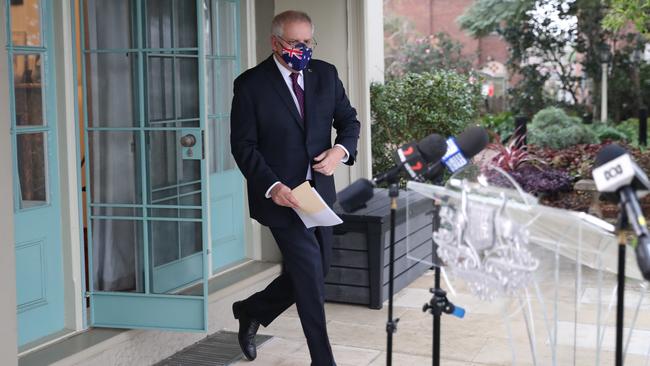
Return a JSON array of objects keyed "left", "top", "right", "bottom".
[{"left": 233, "top": 301, "right": 260, "bottom": 361}]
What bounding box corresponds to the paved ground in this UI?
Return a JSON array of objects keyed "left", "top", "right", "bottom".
[{"left": 231, "top": 246, "right": 650, "bottom": 366}]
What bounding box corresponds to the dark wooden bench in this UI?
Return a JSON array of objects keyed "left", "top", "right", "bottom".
[{"left": 326, "top": 188, "right": 434, "bottom": 309}]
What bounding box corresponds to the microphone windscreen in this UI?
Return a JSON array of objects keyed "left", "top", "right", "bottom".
[
  {"left": 456, "top": 125, "right": 489, "bottom": 159},
  {"left": 337, "top": 178, "right": 375, "bottom": 213},
  {"left": 417, "top": 133, "right": 447, "bottom": 163},
  {"left": 594, "top": 144, "right": 627, "bottom": 168}
]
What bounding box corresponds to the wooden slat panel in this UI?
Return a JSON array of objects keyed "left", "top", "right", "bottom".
[
  {"left": 332, "top": 231, "right": 367, "bottom": 251},
  {"left": 325, "top": 267, "right": 370, "bottom": 287},
  {"left": 325, "top": 284, "right": 369, "bottom": 305},
  {"left": 330, "top": 249, "right": 368, "bottom": 269}
]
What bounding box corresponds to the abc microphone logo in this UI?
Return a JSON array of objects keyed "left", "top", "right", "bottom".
[
  {"left": 592, "top": 154, "right": 636, "bottom": 192},
  {"left": 604, "top": 164, "right": 623, "bottom": 181}
]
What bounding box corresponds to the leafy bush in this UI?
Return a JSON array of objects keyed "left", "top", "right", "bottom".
[
  {"left": 487, "top": 134, "right": 538, "bottom": 171},
  {"left": 385, "top": 32, "right": 473, "bottom": 79},
  {"left": 616, "top": 118, "right": 640, "bottom": 146},
  {"left": 531, "top": 141, "right": 650, "bottom": 181},
  {"left": 370, "top": 71, "right": 481, "bottom": 175},
  {"left": 480, "top": 112, "right": 515, "bottom": 142},
  {"left": 483, "top": 133, "right": 571, "bottom": 196},
  {"left": 507, "top": 165, "right": 573, "bottom": 196},
  {"left": 530, "top": 143, "right": 605, "bottom": 180},
  {"left": 528, "top": 107, "right": 599, "bottom": 149},
  {"left": 486, "top": 164, "right": 573, "bottom": 196},
  {"left": 590, "top": 123, "right": 629, "bottom": 142}
]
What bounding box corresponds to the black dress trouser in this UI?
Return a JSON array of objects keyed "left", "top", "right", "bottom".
[{"left": 240, "top": 218, "right": 335, "bottom": 366}]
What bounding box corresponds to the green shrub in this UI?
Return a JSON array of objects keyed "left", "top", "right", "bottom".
[
  {"left": 616, "top": 118, "right": 640, "bottom": 146},
  {"left": 371, "top": 71, "right": 481, "bottom": 175},
  {"left": 528, "top": 107, "right": 598, "bottom": 149},
  {"left": 590, "top": 123, "right": 629, "bottom": 142},
  {"left": 480, "top": 112, "right": 515, "bottom": 141}
]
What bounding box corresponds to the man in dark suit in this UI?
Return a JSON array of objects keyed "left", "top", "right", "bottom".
[{"left": 229, "top": 10, "right": 361, "bottom": 366}]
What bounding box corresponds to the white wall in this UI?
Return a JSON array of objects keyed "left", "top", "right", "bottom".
[
  {"left": 0, "top": 3, "right": 20, "bottom": 365},
  {"left": 254, "top": 0, "right": 274, "bottom": 65},
  {"left": 53, "top": 0, "right": 85, "bottom": 333}
]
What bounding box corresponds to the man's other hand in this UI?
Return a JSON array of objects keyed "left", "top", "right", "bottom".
[
  {"left": 312, "top": 146, "right": 346, "bottom": 176},
  {"left": 270, "top": 183, "right": 301, "bottom": 209}
]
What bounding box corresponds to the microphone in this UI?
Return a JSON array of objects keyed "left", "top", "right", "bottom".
[
  {"left": 422, "top": 125, "right": 489, "bottom": 182},
  {"left": 370, "top": 133, "right": 447, "bottom": 186},
  {"left": 337, "top": 133, "right": 447, "bottom": 213},
  {"left": 592, "top": 144, "right": 650, "bottom": 280},
  {"left": 337, "top": 178, "right": 375, "bottom": 213},
  {"left": 374, "top": 134, "right": 448, "bottom": 184}
]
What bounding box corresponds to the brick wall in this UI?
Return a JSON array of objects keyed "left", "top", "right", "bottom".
[{"left": 384, "top": 0, "right": 509, "bottom": 68}]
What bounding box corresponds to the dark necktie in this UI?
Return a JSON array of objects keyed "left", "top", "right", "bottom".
[{"left": 290, "top": 72, "right": 304, "bottom": 119}]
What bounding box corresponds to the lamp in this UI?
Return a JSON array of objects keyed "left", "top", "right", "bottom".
[{"left": 600, "top": 43, "right": 611, "bottom": 123}]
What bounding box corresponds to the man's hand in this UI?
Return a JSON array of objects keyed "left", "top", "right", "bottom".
[
  {"left": 270, "top": 183, "right": 301, "bottom": 209},
  {"left": 312, "top": 146, "right": 346, "bottom": 176}
]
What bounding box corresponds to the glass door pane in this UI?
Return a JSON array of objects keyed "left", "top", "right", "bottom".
[
  {"left": 10, "top": 0, "right": 41, "bottom": 46},
  {"left": 205, "top": 0, "right": 245, "bottom": 272},
  {"left": 13, "top": 54, "right": 44, "bottom": 126},
  {"left": 16, "top": 132, "right": 47, "bottom": 208}
]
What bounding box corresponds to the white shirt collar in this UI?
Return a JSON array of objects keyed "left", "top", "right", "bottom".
[{"left": 273, "top": 53, "right": 303, "bottom": 80}]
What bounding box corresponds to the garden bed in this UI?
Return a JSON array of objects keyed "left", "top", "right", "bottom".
[{"left": 540, "top": 189, "right": 650, "bottom": 220}]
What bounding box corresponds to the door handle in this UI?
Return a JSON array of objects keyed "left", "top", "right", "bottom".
[
  {"left": 179, "top": 129, "right": 202, "bottom": 160},
  {"left": 180, "top": 134, "right": 197, "bottom": 147}
]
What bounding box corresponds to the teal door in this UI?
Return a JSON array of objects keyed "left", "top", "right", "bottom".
[
  {"left": 6, "top": 0, "right": 66, "bottom": 346},
  {"left": 205, "top": 0, "right": 246, "bottom": 273},
  {"left": 79, "top": 0, "right": 210, "bottom": 331}
]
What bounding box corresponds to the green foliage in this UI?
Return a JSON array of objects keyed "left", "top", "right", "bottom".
[
  {"left": 460, "top": 0, "right": 583, "bottom": 115},
  {"left": 384, "top": 15, "right": 417, "bottom": 75},
  {"left": 580, "top": 118, "right": 642, "bottom": 146},
  {"left": 370, "top": 71, "right": 481, "bottom": 175},
  {"left": 616, "top": 118, "right": 641, "bottom": 146},
  {"left": 459, "top": 0, "right": 649, "bottom": 120},
  {"left": 480, "top": 112, "right": 515, "bottom": 141},
  {"left": 590, "top": 124, "right": 629, "bottom": 141},
  {"left": 458, "top": 0, "right": 533, "bottom": 37},
  {"left": 602, "top": 0, "right": 650, "bottom": 38},
  {"left": 528, "top": 107, "right": 599, "bottom": 149},
  {"left": 508, "top": 65, "right": 554, "bottom": 117},
  {"left": 385, "top": 32, "right": 473, "bottom": 79}
]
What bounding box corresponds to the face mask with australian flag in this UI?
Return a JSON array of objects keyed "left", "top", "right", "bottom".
[{"left": 280, "top": 42, "right": 312, "bottom": 72}]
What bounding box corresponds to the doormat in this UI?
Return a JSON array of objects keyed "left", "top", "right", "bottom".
[{"left": 154, "top": 331, "right": 273, "bottom": 366}]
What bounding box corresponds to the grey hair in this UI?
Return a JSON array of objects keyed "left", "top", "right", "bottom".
[{"left": 271, "top": 10, "right": 314, "bottom": 37}]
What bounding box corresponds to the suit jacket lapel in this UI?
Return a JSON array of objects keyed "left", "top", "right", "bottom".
[
  {"left": 262, "top": 55, "right": 304, "bottom": 131},
  {"left": 303, "top": 66, "right": 317, "bottom": 139}
]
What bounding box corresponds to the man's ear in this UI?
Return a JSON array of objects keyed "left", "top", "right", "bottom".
[{"left": 270, "top": 36, "right": 277, "bottom": 52}]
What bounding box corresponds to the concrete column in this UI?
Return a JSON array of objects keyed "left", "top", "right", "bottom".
[{"left": 0, "top": 3, "right": 20, "bottom": 365}]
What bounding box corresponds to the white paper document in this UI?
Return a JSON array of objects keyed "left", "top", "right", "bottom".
[{"left": 291, "top": 181, "right": 343, "bottom": 228}]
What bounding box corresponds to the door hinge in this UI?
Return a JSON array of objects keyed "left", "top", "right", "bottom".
[{"left": 84, "top": 292, "right": 91, "bottom": 298}]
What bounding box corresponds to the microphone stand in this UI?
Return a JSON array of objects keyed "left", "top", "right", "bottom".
[
  {"left": 386, "top": 182, "right": 400, "bottom": 366},
  {"left": 422, "top": 201, "right": 463, "bottom": 366},
  {"left": 615, "top": 210, "right": 628, "bottom": 366}
]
